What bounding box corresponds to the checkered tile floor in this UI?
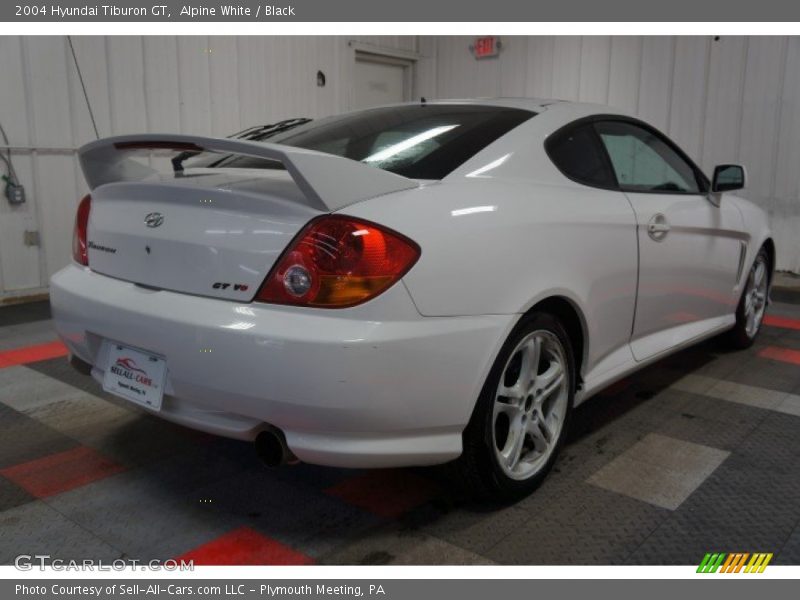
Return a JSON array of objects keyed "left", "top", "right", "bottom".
[{"left": 1, "top": 301, "right": 800, "bottom": 565}]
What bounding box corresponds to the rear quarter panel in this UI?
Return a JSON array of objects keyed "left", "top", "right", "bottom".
[{"left": 343, "top": 177, "right": 639, "bottom": 376}]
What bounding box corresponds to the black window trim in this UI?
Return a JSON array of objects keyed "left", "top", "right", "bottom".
[
  {"left": 544, "top": 118, "right": 619, "bottom": 191},
  {"left": 545, "top": 114, "right": 710, "bottom": 196}
]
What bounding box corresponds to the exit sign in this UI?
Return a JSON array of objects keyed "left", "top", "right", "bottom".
[{"left": 472, "top": 36, "right": 501, "bottom": 59}]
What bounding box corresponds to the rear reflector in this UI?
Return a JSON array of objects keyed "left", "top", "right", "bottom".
[
  {"left": 72, "top": 194, "right": 92, "bottom": 266},
  {"left": 256, "top": 215, "right": 420, "bottom": 308}
]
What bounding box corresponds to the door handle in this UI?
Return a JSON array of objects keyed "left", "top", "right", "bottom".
[{"left": 647, "top": 214, "right": 670, "bottom": 241}]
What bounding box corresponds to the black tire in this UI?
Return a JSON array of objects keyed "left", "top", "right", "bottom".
[
  {"left": 451, "top": 312, "right": 576, "bottom": 501},
  {"left": 725, "top": 247, "right": 770, "bottom": 350}
]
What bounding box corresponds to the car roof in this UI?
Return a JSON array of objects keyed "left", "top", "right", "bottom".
[{"left": 383, "top": 97, "right": 631, "bottom": 117}]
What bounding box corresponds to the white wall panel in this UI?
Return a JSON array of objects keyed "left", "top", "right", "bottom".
[
  {"left": 106, "top": 37, "right": 148, "bottom": 135},
  {"left": 143, "top": 36, "right": 180, "bottom": 134},
  {"left": 701, "top": 37, "right": 747, "bottom": 170},
  {"left": 637, "top": 37, "right": 675, "bottom": 131},
  {"left": 498, "top": 37, "right": 529, "bottom": 98},
  {"left": 551, "top": 37, "right": 581, "bottom": 100},
  {"left": 668, "top": 37, "right": 709, "bottom": 160},
  {"left": 578, "top": 36, "right": 611, "bottom": 103},
  {"left": 22, "top": 37, "right": 81, "bottom": 282},
  {"left": 607, "top": 37, "right": 642, "bottom": 114},
  {"left": 774, "top": 38, "right": 800, "bottom": 273},
  {"left": 739, "top": 37, "right": 786, "bottom": 210},
  {"left": 177, "top": 37, "right": 213, "bottom": 136},
  {"left": 525, "top": 37, "right": 554, "bottom": 99},
  {"left": 435, "top": 36, "right": 499, "bottom": 98},
  {"left": 66, "top": 37, "right": 112, "bottom": 140},
  {"left": 207, "top": 37, "right": 240, "bottom": 135},
  {"left": 0, "top": 37, "right": 41, "bottom": 292}
]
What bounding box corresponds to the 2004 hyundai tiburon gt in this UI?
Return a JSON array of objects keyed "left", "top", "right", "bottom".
[{"left": 51, "top": 99, "right": 774, "bottom": 499}]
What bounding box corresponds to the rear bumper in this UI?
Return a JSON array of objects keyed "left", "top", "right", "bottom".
[{"left": 50, "top": 265, "right": 513, "bottom": 468}]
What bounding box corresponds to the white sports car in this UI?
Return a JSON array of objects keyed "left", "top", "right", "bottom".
[{"left": 51, "top": 99, "right": 773, "bottom": 499}]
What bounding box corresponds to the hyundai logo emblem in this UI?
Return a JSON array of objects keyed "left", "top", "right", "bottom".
[{"left": 144, "top": 212, "right": 164, "bottom": 228}]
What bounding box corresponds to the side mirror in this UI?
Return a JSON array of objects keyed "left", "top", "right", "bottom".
[{"left": 712, "top": 164, "right": 746, "bottom": 193}]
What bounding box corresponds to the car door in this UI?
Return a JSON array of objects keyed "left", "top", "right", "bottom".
[{"left": 594, "top": 119, "right": 745, "bottom": 361}]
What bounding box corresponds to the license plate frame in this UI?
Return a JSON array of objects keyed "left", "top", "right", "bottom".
[{"left": 102, "top": 342, "right": 167, "bottom": 411}]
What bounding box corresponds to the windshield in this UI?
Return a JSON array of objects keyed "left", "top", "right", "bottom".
[{"left": 186, "top": 104, "right": 535, "bottom": 180}]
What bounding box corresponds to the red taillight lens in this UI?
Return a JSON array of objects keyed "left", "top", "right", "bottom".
[
  {"left": 256, "top": 215, "right": 420, "bottom": 308},
  {"left": 72, "top": 194, "right": 91, "bottom": 266}
]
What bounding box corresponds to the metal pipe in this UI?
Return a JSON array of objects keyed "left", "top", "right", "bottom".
[{"left": 254, "top": 427, "right": 297, "bottom": 467}]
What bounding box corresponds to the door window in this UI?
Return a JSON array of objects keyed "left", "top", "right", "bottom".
[{"left": 595, "top": 121, "right": 703, "bottom": 194}]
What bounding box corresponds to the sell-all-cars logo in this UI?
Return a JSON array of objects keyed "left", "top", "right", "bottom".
[
  {"left": 697, "top": 552, "right": 773, "bottom": 573},
  {"left": 114, "top": 357, "right": 146, "bottom": 375},
  {"left": 111, "top": 357, "right": 153, "bottom": 387},
  {"left": 144, "top": 212, "right": 164, "bottom": 228}
]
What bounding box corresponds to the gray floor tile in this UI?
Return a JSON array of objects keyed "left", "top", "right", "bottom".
[
  {"left": 0, "top": 501, "right": 122, "bottom": 564},
  {"left": 321, "top": 527, "right": 494, "bottom": 565},
  {"left": 0, "top": 403, "right": 78, "bottom": 469},
  {"left": 193, "top": 468, "right": 382, "bottom": 558},
  {"left": 46, "top": 468, "right": 241, "bottom": 560},
  {"left": 0, "top": 476, "right": 33, "bottom": 512},
  {"left": 588, "top": 434, "right": 729, "bottom": 510}
]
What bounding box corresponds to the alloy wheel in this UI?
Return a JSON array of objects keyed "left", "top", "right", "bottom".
[
  {"left": 492, "top": 330, "right": 570, "bottom": 481},
  {"left": 744, "top": 255, "right": 768, "bottom": 338}
]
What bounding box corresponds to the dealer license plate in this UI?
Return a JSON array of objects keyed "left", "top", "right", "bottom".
[{"left": 102, "top": 342, "right": 167, "bottom": 411}]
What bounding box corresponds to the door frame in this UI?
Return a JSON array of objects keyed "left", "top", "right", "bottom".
[{"left": 348, "top": 40, "right": 419, "bottom": 110}]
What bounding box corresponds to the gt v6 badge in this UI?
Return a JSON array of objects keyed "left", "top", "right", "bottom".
[
  {"left": 144, "top": 212, "right": 164, "bottom": 228},
  {"left": 213, "top": 282, "right": 250, "bottom": 292}
]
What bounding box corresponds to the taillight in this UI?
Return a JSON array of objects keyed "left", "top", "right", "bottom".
[
  {"left": 72, "top": 194, "right": 91, "bottom": 266},
  {"left": 256, "top": 215, "right": 420, "bottom": 308}
]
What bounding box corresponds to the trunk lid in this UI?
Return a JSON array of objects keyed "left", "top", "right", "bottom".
[
  {"left": 87, "top": 171, "right": 320, "bottom": 302},
  {"left": 78, "top": 134, "right": 419, "bottom": 302}
]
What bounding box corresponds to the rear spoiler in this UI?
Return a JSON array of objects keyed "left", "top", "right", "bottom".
[{"left": 78, "top": 134, "right": 419, "bottom": 211}]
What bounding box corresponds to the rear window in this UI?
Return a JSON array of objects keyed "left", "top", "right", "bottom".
[{"left": 189, "top": 105, "right": 535, "bottom": 180}]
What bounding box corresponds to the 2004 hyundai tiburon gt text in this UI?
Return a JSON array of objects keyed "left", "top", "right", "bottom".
[{"left": 50, "top": 99, "right": 774, "bottom": 499}]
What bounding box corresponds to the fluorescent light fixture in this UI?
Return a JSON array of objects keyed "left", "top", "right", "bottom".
[
  {"left": 451, "top": 205, "right": 497, "bottom": 217},
  {"left": 364, "top": 125, "right": 458, "bottom": 163}
]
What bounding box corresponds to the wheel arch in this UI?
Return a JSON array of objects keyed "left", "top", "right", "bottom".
[
  {"left": 521, "top": 295, "right": 588, "bottom": 389},
  {"left": 762, "top": 237, "right": 776, "bottom": 284}
]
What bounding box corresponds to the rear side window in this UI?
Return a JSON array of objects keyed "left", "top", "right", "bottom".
[
  {"left": 546, "top": 124, "right": 616, "bottom": 189},
  {"left": 194, "top": 105, "right": 535, "bottom": 180}
]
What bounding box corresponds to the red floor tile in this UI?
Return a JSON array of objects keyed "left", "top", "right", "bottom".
[
  {"left": 175, "top": 527, "right": 314, "bottom": 565},
  {"left": 0, "top": 446, "right": 125, "bottom": 498},
  {"left": 763, "top": 315, "right": 800, "bottom": 331},
  {"left": 0, "top": 340, "right": 68, "bottom": 369},
  {"left": 758, "top": 346, "right": 800, "bottom": 366},
  {"left": 325, "top": 469, "right": 441, "bottom": 519}
]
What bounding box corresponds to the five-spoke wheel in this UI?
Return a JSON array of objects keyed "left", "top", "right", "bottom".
[
  {"left": 727, "top": 247, "right": 770, "bottom": 349},
  {"left": 454, "top": 312, "right": 575, "bottom": 500},
  {"left": 493, "top": 331, "right": 569, "bottom": 481}
]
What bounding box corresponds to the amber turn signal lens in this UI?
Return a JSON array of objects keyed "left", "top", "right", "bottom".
[{"left": 256, "top": 215, "right": 420, "bottom": 308}]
